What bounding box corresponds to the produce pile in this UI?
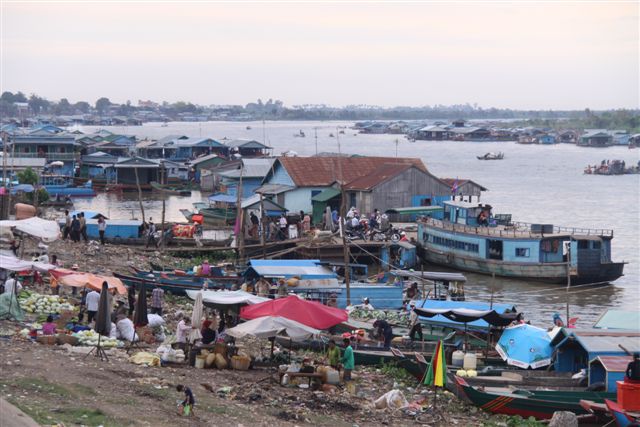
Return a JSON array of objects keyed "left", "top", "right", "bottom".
[
  {"left": 72, "top": 330, "right": 122, "bottom": 348},
  {"left": 349, "top": 308, "right": 410, "bottom": 327},
  {"left": 18, "top": 291, "right": 76, "bottom": 315}
]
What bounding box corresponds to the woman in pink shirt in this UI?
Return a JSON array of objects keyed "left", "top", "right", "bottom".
[{"left": 42, "top": 315, "right": 57, "bottom": 336}]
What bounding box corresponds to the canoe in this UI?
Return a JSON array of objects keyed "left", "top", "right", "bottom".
[
  {"left": 454, "top": 376, "right": 616, "bottom": 420},
  {"left": 606, "top": 399, "right": 639, "bottom": 427},
  {"left": 150, "top": 181, "right": 192, "bottom": 196},
  {"left": 114, "top": 272, "right": 235, "bottom": 295}
]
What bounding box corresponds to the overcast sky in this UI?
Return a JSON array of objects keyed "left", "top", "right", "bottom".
[{"left": 1, "top": 1, "right": 638, "bottom": 109}]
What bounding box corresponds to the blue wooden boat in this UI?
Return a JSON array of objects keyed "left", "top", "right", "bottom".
[
  {"left": 606, "top": 399, "right": 639, "bottom": 427},
  {"left": 130, "top": 268, "right": 241, "bottom": 291},
  {"left": 115, "top": 272, "right": 237, "bottom": 295},
  {"left": 417, "top": 200, "right": 625, "bottom": 284},
  {"left": 41, "top": 175, "right": 96, "bottom": 197}
]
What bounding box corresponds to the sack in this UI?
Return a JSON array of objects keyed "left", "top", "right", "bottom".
[
  {"left": 214, "top": 353, "right": 227, "bottom": 369},
  {"left": 205, "top": 353, "right": 216, "bottom": 368},
  {"left": 374, "top": 390, "right": 409, "bottom": 410}
]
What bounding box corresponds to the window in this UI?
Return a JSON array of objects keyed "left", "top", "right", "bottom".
[
  {"left": 420, "top": 198, "right": 432, "bottom": 206},
  {"left": 515, "top": 248, "right": 530, "bottom": 257},
  {"left": 592, "top": 241, "right": 601, "bottom": 250},
  {"left": 311, "top": 190, "right": 321, "bottom": 198},
  {"left": 578, "top": 240, "right": 589, "bottom": 249}
]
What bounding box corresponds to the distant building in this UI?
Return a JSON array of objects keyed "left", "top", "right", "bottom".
[{"left": 579, "top": 130, "right": 613, "bottom": 147}]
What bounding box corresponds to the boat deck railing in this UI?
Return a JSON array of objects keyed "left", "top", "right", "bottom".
[{"left": 419, "top": 218, "right": 613, "bottom": 238}]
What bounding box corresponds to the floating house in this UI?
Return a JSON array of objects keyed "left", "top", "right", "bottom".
[
  {"left": 589, "top": 356, "right": 633, "bottom": 392},
  {"left": 414, "top": 125, "right": 451, "bottom": 141},
  {"left": 450, "top": 127, "right": 491, "bottom": 141},
  {"left": 537, "top": 134, "right": 557, "bottom": 145},
  {"left": 212, "top": 158, "right": 275, "bottom": 198},
  {"left": 551, "top": 329, "right": 640, "bottom": 373},
  {"left": 10, "top": 134, "right": 80, "bottom": 176},
  {"left": 559, "top": 130, "right": 579, "bottom": 144},
  {"left": 579, "top": 130, "right": 614, "bottom": 147},
  {"left": 261, "top": 156, "right": 429, "bottom": 214},
  {"left": 223, "top": 139, "right": 272, "bottom": 157}
]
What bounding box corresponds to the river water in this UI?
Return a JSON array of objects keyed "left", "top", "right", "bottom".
[{"left": 72, "top": 121, "right": 639, "bottom": 326}]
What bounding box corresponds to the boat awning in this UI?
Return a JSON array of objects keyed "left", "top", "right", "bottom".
[
  {"left": 390, "top": 269, "right": 467, "bottom": 282},
  {"left": 241, "top": 194, "right": 287, "bottom": 212},
  {"left": 245, "top": 259, "right": 338, "bottom": 280},
  {"left": 311, "top": 187, "right": 341, "bottom": 202},
  {"left": 186, "top": 290, "right": 269, "bottom": 306},
  {"left": 414, "top": 299, "right": 517, "bottom": 329},
  {"left": 208, "top": 193, "right": 238, "bottom": 203},
  {"left": 385, "top": 206, "right": 443, "bottom": 215},
  {"left": 593, "top": 310, "right": 640, "bottom": 330},
  {"left": 414, "top": 307, "right": 519, "bottom": 327},
  {"left": 254, "top": 183, "right": 294, "bottom": 195}
]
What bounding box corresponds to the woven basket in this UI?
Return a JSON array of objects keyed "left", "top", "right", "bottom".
[{"left": 230, "top": 355, "right": 250, "bottom": 371}]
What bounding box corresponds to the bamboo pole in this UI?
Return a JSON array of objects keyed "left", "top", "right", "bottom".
[{"left": 133, "top": 165, "right": 145, "bottom": 223}]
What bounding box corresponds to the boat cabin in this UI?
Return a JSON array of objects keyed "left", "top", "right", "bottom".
[
  {"left": 389, "top": 270, "right": 467, "bottom": 301},
  {"left": 589, "top": 356, "right": 633, "bottom": 392},
  {"left": 442, "top": 200, "right": 496, "bottom": 227},
  {"left": 380, "top": 241, "right": 417, "bottom": 270}
]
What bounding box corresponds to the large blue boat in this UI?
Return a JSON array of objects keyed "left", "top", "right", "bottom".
[
  {"left": 41, "top": 175, "right": 96, "bottom": 197},
  {"left": 416, "top": 200, "right": 625, "bottom": 285}
]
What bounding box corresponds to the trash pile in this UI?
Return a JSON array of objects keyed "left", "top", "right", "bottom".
[{"left": 18, "top": 291, "right": 76, "bottom": 315}]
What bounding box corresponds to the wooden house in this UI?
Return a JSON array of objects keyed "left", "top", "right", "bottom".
[{"left": 579, "top": 130, "right": 613, "bottom": 147}]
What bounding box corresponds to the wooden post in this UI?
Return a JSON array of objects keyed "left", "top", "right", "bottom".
[
  {"left": 236, "top": 163, "right": 245, "bottom": 263},
  {"left": 566, "top": 242, "right": 571, "bottom": 322},
  {"left": 336, "top": 132, "right": 350, "bottom": 306},
  {"left": 133, "top": 165, "right": 145, "bottom": 223},
  {"left": 259, "top": 192, "right": 266, "bottom": 259}
]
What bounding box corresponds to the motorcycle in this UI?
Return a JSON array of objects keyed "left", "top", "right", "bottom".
[{"left": 368, "top": 225, "right": 401, "bottom": 242}]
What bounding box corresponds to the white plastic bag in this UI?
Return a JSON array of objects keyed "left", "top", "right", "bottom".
[{"left": 374, "top": 389, "right": 409, "bottom": 410}]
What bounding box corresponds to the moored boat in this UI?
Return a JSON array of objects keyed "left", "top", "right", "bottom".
[
  {"left": 454, "top": 376, "right": 616, "bottom": 420},
  {"left": 150, "top": 181, "right": 192, "bottom": 196},
  {"left": 477, "top": 152, "right": 504, "bottom": 160},
  {"left": 417, "top": 200, "right": 625, "bottom": 284}
]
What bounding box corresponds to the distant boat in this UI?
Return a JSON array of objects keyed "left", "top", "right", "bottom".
[
  {"left": 161, "top": 122, "right": 168, "bottom": 127},
  {"left": 40, "top": 175, "right": 96, "bottom": 197},
  {"left": 477, "top": 152, "right": 504, "bottom": 160},
  {"left": 329, "top": 133, "right": 335, "bottom": 138},
  {"left": 150, "top": 181, "right": 192, "bottom": 196},
  {"left": 246, "top": 125, "right": 252, "bottom": 130},
  {"left": 293, "top": 130, "right": 305, "bottom": 137}
]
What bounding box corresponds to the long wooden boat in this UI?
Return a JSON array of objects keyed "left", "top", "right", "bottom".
[
  {"left": 454, "top": 376, "right": 616, "bottom": 420},
  {"left": 417, "top": 201, "right": 625, "bottom": 285},
  {"left": 114, "top": 272, "right": 237, "bottom": 295},
  {"left": 606, "top": 399, "right": 639, "bottom": 427},
  {"left": 131, "top": 268, "right": 242, "bottom": 286},
  {"left": 150, "top": 181, "right": 192, "bottom": 196}
]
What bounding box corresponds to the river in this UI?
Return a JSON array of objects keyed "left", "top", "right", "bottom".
[{"left": 70, "top": 120, "right": 639, "bottom": 326}]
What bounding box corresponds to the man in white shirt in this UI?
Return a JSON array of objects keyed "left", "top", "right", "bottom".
[
  {"left": 3, "top": 273, "right": 22, "bottom": 295},
  {"left": 85, "top": 289, "right": 101, "bottom": 324},
  {"left": 360, "top": 297, "right": 375, "bottom": 311},
  {"left": 175, "top": 316, "right": 193, "bottom": 348}
]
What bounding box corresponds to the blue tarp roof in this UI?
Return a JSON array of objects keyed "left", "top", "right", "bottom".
[
  {"left": 208, "top": 194, "right": 238, "bottom": 203},
  {"left": 554, "top": 329, "right": 640, "bottom": 354},
  {"left": 245, "top": 259, "right": 337, "bottom": 280},
  {"left": 594, "top": 310, "right": 640, "bottom": 330},
  {"left": 416, "top": 299, "right": 516, "bottom": 330}
]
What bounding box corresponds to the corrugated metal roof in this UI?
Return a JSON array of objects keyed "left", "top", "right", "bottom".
[
  {"left": 277, "top": 156, "right": 427, "bottom": 187},
  {"left": 255, "top": 183, "right": 295, "bottom": 195},
  {"left": 594, "top": 310, "right": 640, "bottom": 330},
  {"left": 217, "top": 158, "right": 275, "bottom": 178},
  {"left": 590, "top": 355, "right": 633, "bottom": 372},
  {"left": 574, "top": 334, "right": 640, "bottom": 353},
  {"left": 344, "top": 163, "right": 414, "bottom": 190},
  {"left": 190, "top": 153, "right": 221, "bottom": 165},
  {"left": 311, "top": 187, "right": 341, "bottom": 202},
  {"left": 225, "top": 139, "right": 272, "bottom": 149},
  {"left": 240, "top": 194, "right": 286, "bottom": 211},
  {"left": 246, "top": 259, "right": 337, "bottom": 279}
]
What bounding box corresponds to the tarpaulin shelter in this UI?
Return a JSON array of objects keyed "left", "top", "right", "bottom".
[
  {"left": 50, "top": 269, "right": 127, "bottom": 295},
  {"left": 0, "top": 217, "right": 60, "bottom": 242},
  {"left": 413, "top": 306, "right": 519, "bottom": 328},
  {"left": 226, "top": 316, "right": 320, "bottom": 341},
  {"left": 240, "top": 295, "right": 348, "bottom": 330},
  {"left": 0, "top": 254, "right": 56, "bottom": 272},
  {"left": 186, "top": 290, "right": 269, "bottom": 307}
]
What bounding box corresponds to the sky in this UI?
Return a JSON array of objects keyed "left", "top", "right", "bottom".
[{"left": 1, "top": 1, "right": 638, "bottom": 110}]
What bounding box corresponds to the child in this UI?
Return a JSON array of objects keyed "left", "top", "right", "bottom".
[
  {"left": 176, "top": 384, "right": 194, "bottom": 416},
  {"left": 42, "top": 315, "right": 57, "bottom": 336}
]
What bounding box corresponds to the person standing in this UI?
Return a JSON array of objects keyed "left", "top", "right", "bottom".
[
  {"left": 268, "top": 219, "right": 278, "bottom": 242},
  {"left": 408, "top": 303, "right": 423, "bottom": 342},
  {"left": 3, "top": 273, "right": 22, "bottom": 295},
  {"left": 175, "top": 315, "right": 192, "bottom": 347},
  {"left": 79, "top": 212, "right": 88, "bottom": 242},
  {"left": 373, "top": 319, "right": 394, "bottom": 349},
  {"left": 249, "top": 212, "right": 259, "bottom": 239},
  {"left": 278, "top": 214, "right": 288, "bottom": 240},
  {"left": 341, "top": 337, "right": 355, "bottom": 381},
  {"left": 302, "top": 212, "right": 311, "bottom": 234},
  {"left": 70, "top": 215, "right": 81, "bottom": 243},
  {"left": 276, "top": 279, "right": 288, "bottom": 298},
  {"left": 146, "top": 219, "right": 157, "bottom": 248},
  {"left": 326, "top": 339, "right": 341, "bottom": 369},
  {"left": 97, "top": 216, "right": 107, "bottom": 245},
  {"left": 151, "top": 284, "right": 164, "bottom": 315},
  {"left": 63, "top": 210, "right": 71, "bottom": 240},
  {"left": 256, "top": 277, "right": 270, "bottom": 298},
  {"left": 85, "top": 288, "right": 100, "bottom": 324}
]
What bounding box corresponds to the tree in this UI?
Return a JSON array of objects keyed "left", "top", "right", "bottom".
[
  {"left": 17, "top": 167, "right": 39, "bottom": 185},
  {"left": 74, "top": 101, "right": 91, "bottom": 113},
  {"left": 28, "top": 94, "right": 50, "bottom": 114},
  {"left": 53, "top": 98, "right": 72, "bottom": 115},
  {"left": 95, "top": 97, "right": 111, "bottom": 114}
]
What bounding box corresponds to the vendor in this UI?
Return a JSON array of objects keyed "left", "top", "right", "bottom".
[
  {"left": 276, "top": 279, "right": 287, "bottom": 299},
  {"left": 256, "top": 278, "right": 270, "bottom": 298},
  {"left": 327, "top": 292, "right": 338, "bottom": 308},
  {"left": 326, "top": 339, "right": 340, "bottom": 369},
  {"left": 408, "top": 303, "right": 423, "bottom": 342},
  {"left": 373, "top": 319, "right": 393, "bottom": 349},
  {"left": 361, "top": 297, "right": 374, "bottom": 311},
  {"left": 175, "top": 315, "right": 193, "bottom": 348},
  {"left": 405, "top": 282, "right": 419, "bottom": 302},
  {"left": 42, "top": 315, "right": 57, "bottom": 336},
  {"left": 201, "top": 319, "right": 217, "bottom": 345},
  {"left": 201, "top": 260, "right": 211, "bottom": 276},
  {"left": 340, "top": 338, "right": 355, "bottom": 381}
]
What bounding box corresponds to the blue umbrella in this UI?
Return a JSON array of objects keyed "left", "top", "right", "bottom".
[{"left": 495, "top": 324, "right": 552, "bottom": 369}]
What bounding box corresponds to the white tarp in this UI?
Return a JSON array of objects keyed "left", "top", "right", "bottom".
[
  {"left": 186, "top": 290, "right": 270, "bottom": 306},
  {"left": 226, "top": 315, "right": 320, "bottom": 341},
  {"left": 0, "top": 254, "right": 56, "bottom": 272},
  {"left": 0, "top": 217, "right": 60, "bottom": 242}
]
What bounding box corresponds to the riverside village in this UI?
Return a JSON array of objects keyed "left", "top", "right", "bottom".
[{"left": 1, "top": 2, "right": 639, "bottom": 427}]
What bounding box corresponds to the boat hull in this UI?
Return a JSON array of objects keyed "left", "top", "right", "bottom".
[{"left": 419, "top": 246, "right": 624, "bottom": 285}]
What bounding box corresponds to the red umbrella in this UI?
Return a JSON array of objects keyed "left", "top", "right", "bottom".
[{"left": 240, "top": 296, "right": 347, "bottom": 330}]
